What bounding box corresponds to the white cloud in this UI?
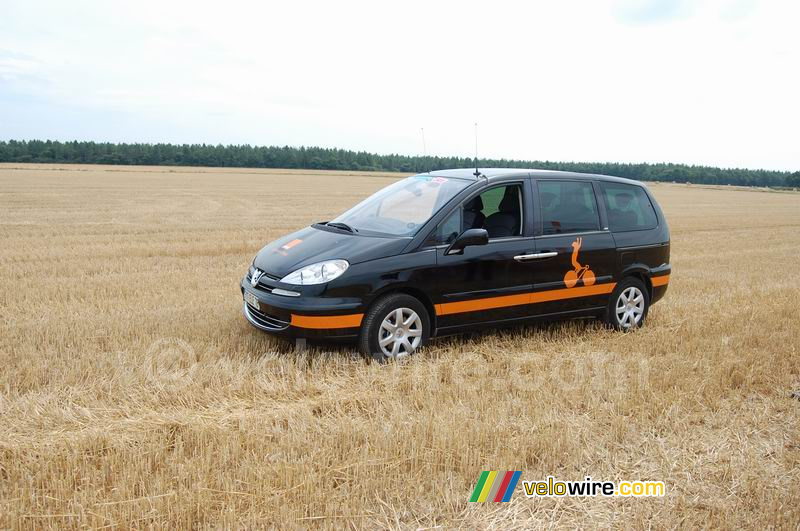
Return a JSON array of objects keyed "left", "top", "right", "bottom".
[{"left": 0, "top": 0, "right": 798, "bottom": 170}]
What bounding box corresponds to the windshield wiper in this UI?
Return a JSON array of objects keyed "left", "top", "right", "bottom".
[{"left": 324, "top": 221, "right": 358, "bottom": 233}]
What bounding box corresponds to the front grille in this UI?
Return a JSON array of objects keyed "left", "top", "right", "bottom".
[
  {"left": 243, "top": 303, "right": 290, "bottom": 331},
  {"left": 246, "top": 270, "right": 280, "bottom": 292}
]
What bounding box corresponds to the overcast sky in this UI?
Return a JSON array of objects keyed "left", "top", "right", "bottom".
[{"left": 1, "top": 0, "right": 797, "bottom": 171}]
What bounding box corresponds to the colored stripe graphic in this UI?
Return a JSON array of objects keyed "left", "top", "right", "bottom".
[
  {"left": 436, "top": 283, "right": 616, "bottom": 316},
  {"left": 651, "top": 274, "right": 670, "bottom": 287},
  {"left": 436, "top": 292, "right": 531, "bottom": 316},
  {"left": 486, "top": 471, "right": 504, "bottom": 501},
  {"left": 470, "top": 471, "right": 490, "bottom": 502},
  {"left": 470, "top": 471, "right": 522, "bottom": 502},
  {"left": 493, "top": 471, "right": 514, "bottom": 502},
  {"left": 477, "top": 471, "right": 498, "bottom": 502},
  {"left": 501, "top": 471, "right": 521, "bottom": 502},
  {"left": 290, "top": 313, "right": 363, "bottom": 329}
]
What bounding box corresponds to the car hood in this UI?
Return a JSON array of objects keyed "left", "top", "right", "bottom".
[{"left": 252, "top": 225, "right": 410, "bottom": 278}]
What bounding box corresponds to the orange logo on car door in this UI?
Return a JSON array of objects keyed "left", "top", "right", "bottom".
[{"left": 563, "top": 237, "right": 596, "bottom": 288}]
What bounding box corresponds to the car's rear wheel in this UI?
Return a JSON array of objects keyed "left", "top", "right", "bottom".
[
  {"left": 359, "top": 293, "right": 430, "bottom": 360},
  {"left": 605, "top": 277, "right": 650, "bottom": 330}
]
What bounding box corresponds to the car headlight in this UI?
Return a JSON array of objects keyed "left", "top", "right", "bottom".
[{"left": 279, "top": 259, "right": 349, "bottom": 285}]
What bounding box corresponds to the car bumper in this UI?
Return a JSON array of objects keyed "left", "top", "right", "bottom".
[
  {"left": 240, "top": 278, "right": 364, "bottom": 340},
  {"left": 650, "top": 264, "right": 671, "bottom": 304}
]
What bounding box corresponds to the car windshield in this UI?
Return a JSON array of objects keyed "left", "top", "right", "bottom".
[{"left": 329, "top": 175, "right": 471, "bottom": 236}]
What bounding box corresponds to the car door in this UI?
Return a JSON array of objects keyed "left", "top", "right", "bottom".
[
  {"left": 530, "top": 179, "right": 617, "bottom": 315},
  {"left": 423, "top": 180, "right": 538, "bottom": 329}
]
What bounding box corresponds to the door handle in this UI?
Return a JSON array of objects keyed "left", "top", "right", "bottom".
[{"left": 514, "top": 251, "right": 558, "bottom": 262}]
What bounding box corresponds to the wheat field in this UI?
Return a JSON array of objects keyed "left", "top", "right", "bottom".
[{"left": 1, "top": 163, "right": 799, "bottom": 529}]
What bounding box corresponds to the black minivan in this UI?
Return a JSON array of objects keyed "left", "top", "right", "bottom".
[{"left": 241, "top": 169, "right": 670, "bottom": 358}]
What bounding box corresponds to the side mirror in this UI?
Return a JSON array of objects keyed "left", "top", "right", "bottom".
[{"left": 445, "top": 228, "right": 489, "bottom": 255}]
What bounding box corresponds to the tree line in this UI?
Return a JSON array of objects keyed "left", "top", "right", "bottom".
[{"left": 1, "top": 139, "right": 798, "bottom": 188}]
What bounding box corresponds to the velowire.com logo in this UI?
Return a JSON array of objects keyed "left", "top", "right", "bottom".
[
  {"left": 469, "top": 471, "right": 522, "bottom": 502},
  {"left": 470, "top": 473, "right": 666, "bottom": 502}
]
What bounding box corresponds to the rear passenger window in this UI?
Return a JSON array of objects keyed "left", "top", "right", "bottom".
[
  {"left": 600, "top": 183, "right": 658, "bottom": 232},
  {"left": 538, "top": 181, "right": 600, "bottom": 235}
]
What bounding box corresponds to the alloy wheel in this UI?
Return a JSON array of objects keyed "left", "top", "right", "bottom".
[
  {"left": 615, "top": 286, "right": 645, "bottom": 329},
  {"left": 378, "top": 307, "right": 423, "bottom": 358}
]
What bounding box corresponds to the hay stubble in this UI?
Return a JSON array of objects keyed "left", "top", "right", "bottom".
[{"left": 1, "top": 164, "right": 798, "bottom": 528}]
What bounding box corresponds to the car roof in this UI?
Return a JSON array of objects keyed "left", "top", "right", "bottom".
[{"left": 426, "top": 168, "right": 645, "bottom": 186}]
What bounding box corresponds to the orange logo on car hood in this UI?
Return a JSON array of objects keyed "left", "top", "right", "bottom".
[{"left": 281, "top": 239, "right": 303, "bottom": 250}]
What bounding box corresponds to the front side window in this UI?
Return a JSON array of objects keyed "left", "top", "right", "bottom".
[
  {"left": 538, "top": 181, "right": 600, "bottom": 235},
  {"left": 331, "top": 175, "right": 470, "bottom": 236},
  {"left": 600, "top": 182, "right": 658, "bottom": 232},
  {"left": 427, "top": 183, "right": 524, "bottom": 245}
]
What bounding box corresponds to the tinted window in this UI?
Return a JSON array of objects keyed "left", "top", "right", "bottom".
[
  {"left": 538, "top": 181, "right": 600, "bottom": 235},
  {"left": 431, "top": 207, "right": 462, "bottom": 245},
  {"left": 427, "top": 184, "right": 523, "bottom": 245},
  {"left": 331, "top": 175, "right": 471, "bottom": 236},
  {"left": 600, "top": 183, "right": 658, "bottom": 232},
  {"left": 478, "top": 186, "right": 506, "bottom": 217}
]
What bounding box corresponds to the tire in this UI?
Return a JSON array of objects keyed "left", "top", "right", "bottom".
[
  {"left": 604, "top": 277, "right": 650, "bottom": 331},
  {"left": 358, "top": 293, "right": 431, "bottom": 361}
]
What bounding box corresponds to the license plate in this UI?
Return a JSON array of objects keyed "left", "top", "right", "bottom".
[{"left": 244, "top": 291, "right": 260, "bottom": 310}]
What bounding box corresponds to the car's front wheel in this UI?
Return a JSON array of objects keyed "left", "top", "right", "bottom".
[
  {"left": 605, "top": 277, "right": 650, "bottom": 330},
  {"left": 359, "top": 293, "right": 430, "bottom": 360}
]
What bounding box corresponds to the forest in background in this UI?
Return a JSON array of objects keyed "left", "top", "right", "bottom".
[{"left": 2, "top": 139, "right": 798, "bottom": 187}]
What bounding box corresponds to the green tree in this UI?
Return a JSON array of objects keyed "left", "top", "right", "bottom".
[{"left": 0, "top": 139, "right": 794, "bottom": 188}]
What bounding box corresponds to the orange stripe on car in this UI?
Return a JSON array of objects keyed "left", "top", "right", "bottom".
[
  {"left": 530, "top": 282, "right": 616, "bottom": 303},
  {"left": 651, "top": 275, "right": 670, "bottom": 287},
  {"left": 436, "top": 283, "right": 616, "bottom": 316},
  {"left": 291, "top": 313, "right": 363, "bottom": 329},
  {"left": 435, "top": 292, "right": 531, "bottom": 316},
  {"left": 291, "top": 278, "right": 662, "bottom": 327}
]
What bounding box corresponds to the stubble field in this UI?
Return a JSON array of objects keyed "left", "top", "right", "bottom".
[{"left": 1, "top": 163, "right": 799, "bottom": 529}]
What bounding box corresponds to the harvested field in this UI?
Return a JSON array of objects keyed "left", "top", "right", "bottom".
[{"left": 1, "top": 163, "right": 799, "bottom": 528}]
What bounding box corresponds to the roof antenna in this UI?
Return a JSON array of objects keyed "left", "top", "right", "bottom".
[
  {"left": 473, "top": 122, "right": 484, "bottom": 178},
  {"left": 420, "top": 127, "right": 430, "bottom": 173}
]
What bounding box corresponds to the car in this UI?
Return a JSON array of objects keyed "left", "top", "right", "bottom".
[{"left": 241, "top": 168, "right": 671, "bottom": 359}]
